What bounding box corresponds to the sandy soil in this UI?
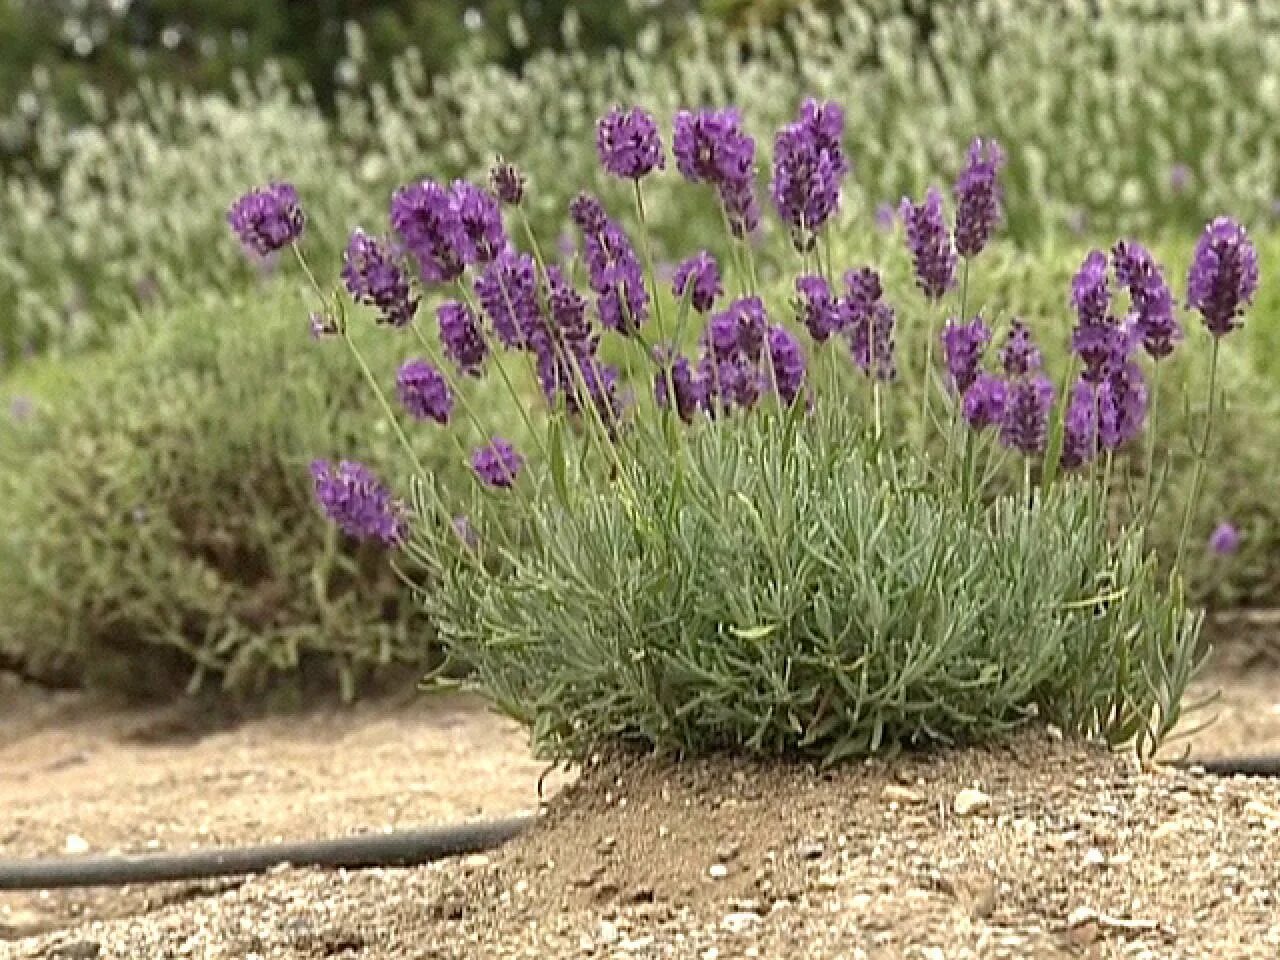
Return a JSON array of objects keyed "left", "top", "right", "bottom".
[{"left": 2, "top": 640, "right": 1280, "bottom": 959}]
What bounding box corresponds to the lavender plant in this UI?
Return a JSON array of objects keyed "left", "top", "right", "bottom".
[{"left": 238, "top": 100, "right": 1255, "bottom": 762}]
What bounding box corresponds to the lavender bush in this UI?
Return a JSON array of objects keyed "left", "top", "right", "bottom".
[{"left": 242, "top": 94, "right": 1257, "bottom": 762}]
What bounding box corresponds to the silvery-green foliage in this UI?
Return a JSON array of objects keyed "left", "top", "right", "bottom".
[{"left": 410, "top": 400, "right": 1202, "bottom": 764}]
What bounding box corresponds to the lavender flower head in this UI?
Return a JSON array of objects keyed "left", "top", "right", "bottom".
[
  {"left": 596, "top": 106, "right": 665, "bottom": 180},
  {"left": 999, "top": 375, "right": 1055, "bottom": 455},
  {"left": 962, "top": 373, "right": 1009, "bottom": 431},
  {"left": 940, "top": 317, "right": 991, "bottom": 394},
  {"left": 437, "top": 300, "right": 488, "bottom": 376},
  {"left": 489, "top": 157, "right": 525, "bottom": 206},
  {"left": 471, "top": 439, "right": 524, "bottom": 489},
  {"left": 1208, "top": 521, "right": 1241, "bottom": 556},
  {"left": 227, "top": 182, "right": 305, "bottom": 256},
  {"left": 770, "top": 98, "right": 849, "bottom": 249},
  {"left": 1187, "top": 217, "right": 1259, "bottom": 337},
  {"left": 1070, "top": 250, "right": 1111, "bottom": 327},
  {"left": 396, "top": 359, "right": 454, "bottom": 425},
  {"left": 999, "top": 320, "right": 1042, "bottom": 377},
  {"left": 795, "top": 274, "right": 842, "bottom": 342},
  {"left": 390, "top": 179, "right": 467, "bottom": 285},
  {"left": 654, "top": 352, "right": 706, "bottom": 423},
  {"left": 766, "top": 324, "right": 808, "bottom": 406},
  {"left": 475, "top": 249, "right": 543, "bottom": 349},
  {"left": 673, "top": 252, "right": 723, "bottom": 313},
  {"left": 1112, "top": 240, "right": 1181, "bottom": 359},
  {"left": 844, "top": 267, "right": 896, "bottom": 380},
  {"left": 341, "top": 229, "right": 419, "bottom": 328},
  {"left": 900, "top": 188, "right": 956, "bottom": 301},
  {"left": 452, "top": 180, "right": 508, "bottom": 264},
  {"left": 545, "top": 265, "right": 594, "bottom": 346},
  {"left": 579, "top": 211, "right": 650, "bottom": 335},
  {"left": 1097, "top": 360, "right": 1148, "bottom": 451},
  {"left": 1060, "top": 379, "right": 1099, "bottom": 470},
  {"left": 310, "top": 459, "right": 406, "bottom": 546},
  {"left": 953, "top": 137, "right": 1005, "bottom": 258},
  {"left": 672, "top": 107, "right": 760, "bottom": 235}
]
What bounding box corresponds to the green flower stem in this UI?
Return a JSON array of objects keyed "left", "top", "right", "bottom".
[
  {"left": 1140, "top": 358, "right": 1163, "bottom": 533},
  {"left": 1174, "top": 336, "right": 1221, "bottom": 571},
  {"left": 340, "top": 325, "right": 426, "bottom": 478}
]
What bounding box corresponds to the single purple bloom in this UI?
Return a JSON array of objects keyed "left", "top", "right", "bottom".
[
  {"left": 844, "top": 267, "right": 896, "bottom": 380},
  {"left": 310, "top": 459, "right": 406, "bottom": 546},
  {"left": 596, "top": 106, "right": 665, "bottom": 180},
  {"left": 1097, "top": 360, "right": 1148, "bottom": 451},
  {"left": 545, "top": 265, "right": 594, "bottom": 346},
  {"left": 390, "top": 179, "right": 467, "bottom": 285},
  {"left": 452, "top": 180, "right": 507, "bottom": 264},
  {"left": 962, "top": 373, "right": 1009, "bottom": 431},
  {"left": 672, "top": 106, "right": 760, "bottom": 235},
  {"left": 396, "top": 359, "right": 454, "bottom": 425},
  {"left": 578, "top": 210, "right": 649, "bottom": 335},
  {"left": 953, "top": 137, "right": 1005, "bottom": 258},
  {"left": 1060, "top": 379, "right": 1099, "bottom": 470},
  {"left": 770, "top": 98, "right": 848, "bottom": 250},
  {"left": 1208, "top": 521, "right": 1241, "bottom": 556},
  {"left": 227, "top": 182, "right": 305, "bottom": 257},
  {"left": 309, "top": 311, "right": 340, "bottom": 340},
  {"left": 1071, "top": 250, "right": 1111, "bottom": 327},
  {"left": 766, "top": 324, "right": 807, "bottom": 406},
  {"left": 1187, "top": 217, "right": 1259, "bottom": 337},
  {"left": 654, "top": 352, "right": 706, "bottom": 423},
  {"left": 940, "top": 317, "right": 991, "bottom": 394},
  {"left": 341, "top": 229, "right": 419, "bottom": 327},
  {"left": 568, "top": 193, "right": 607, "bottom": 234},
  {"left": 437, "top": 300, "right": 488, "bottom": 376},
  {"left": 900, "top": 188, "right": 956, "bottom": 301},
  {"left": 673, "top": 252, "right": 723, "bottom": 313},
  {"left": 706, "top": 296, "right": 768, "bottom": 362},
  {"left": 795, "top": 274, "right": 842, "bottom": 342},
  {"left": 999, "top": 319, "right": 1042, "bottom": 377},
  {"left": 489, "top": 158, "right": 525, "bottom": 206},
  {"left": 1112, "top": 240, "right": 1181, "bottom": 359},
  {"left": 471, "top": 439, "right": 524, "bottom": 489},
  {"left": 475, "top": 248, "right": 542, "bottom": 349},
  {"left": 999, "top": 375, "right": 1054, "bottom": 454}
]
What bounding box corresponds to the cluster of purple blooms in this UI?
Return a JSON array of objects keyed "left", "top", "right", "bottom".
[{"left": 227, "top": 99, "right": 1259, "bottom": 558}]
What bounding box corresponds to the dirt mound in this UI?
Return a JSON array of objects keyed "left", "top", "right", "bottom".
[{"left": 16, "top": 727, "right": 1280, "bottom": 959}]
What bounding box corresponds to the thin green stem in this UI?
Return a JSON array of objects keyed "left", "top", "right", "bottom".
[
  {"left": 1174, "top": 337, "right": 1221, "bottom": 572},
  {"left": 1141, "top": 358, "right": 1162, "bottom": 529},
  {"left": 341, "top": 327, "right": 426, "bottom": 478}
]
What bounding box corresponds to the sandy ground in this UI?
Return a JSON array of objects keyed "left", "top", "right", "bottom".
[{"left": 2, "top": 641, "right": 1279, "bottom": 959}]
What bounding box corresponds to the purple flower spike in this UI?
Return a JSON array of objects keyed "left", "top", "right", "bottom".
[
  {"left": 1112, "top": 240, "right": 1181, "bottom": 359},
  {"left": 437, "top": 300, "right": 488, "bottom": 376},
  {"left": 545, "top": 266, "right": 594, "bottom": 345},
  {"left": 396, "top": 359, "right": 454, "bottom": 425},
  {"left": 672, "top": 107, "right": 760, "bottom": 235},
  {"left": 452, "top": 180, "right": 508, "bottom": 264},
  {"left": 770, "top": 98, "right": 849, "bottom": 250},
  {"left": 1208, "top": 521, "right": 1241, "bottom": 556},
  {"left": 1187, "top": 217, "right": 1259, "bottom": 337},
  {"left": 844, "top": 267, "right": 896, "bottom": 380},
  {"left": 1097, "top": 360, "right": 1148, "bottom": 451},
  {"left": 1071, "top": 250, "right": 1112, "bottom": 327},
  {"left": 766, "top": 324, "right": 807, "bottom": 406},
  {"left": 577, "top": 203, "right": 649, "bottom": 335},
  {"left": 471, "top": 439, "right": 524, "bottom": 489},
  {"left": 953, "top": 137, "right": 1005, "bottom": 258},
  {"left": 900, "top": 188, "right": 956, "bottom": 301},
  {"left": 999, "top": 375, "right": 1054, "bottom": 455},
  {"left": 596, "top": 106, "right": 665, "bottom": 180},
  {"left": 489, "top": 158, "right": 525, "bottom": 206},
  {"left": 941, "top": 317, "right": 991, "bottom": 394},
  {"left": 310, "top": 459, "right": 406, "bottom": 546},
  {"left": 227, "top": 182, "right": 305, "bottom": 256},
  {"left": 390, "top": 179, "right": 467, "bottom": 285},
  {"left": 475, "top": 249, "right": 542, "bottom": 349},
  {"left": 1060, "top": 379, "right": 1099, "bottom": 470},
  {"left": 673, "top": 252, "right": 723, "bottom": 313},
  {"left": 341, "top": 229, "right": 419, "bottom": 328},
  {"left": 962, "top": 373, "right": 1009, "bottom": 431},
  {"left": 654, "top": 353, "right": 706, "bottom": 423},
  {"left": 999, "top": 320, "right": 1042, "bottom": 377},
  {"left": 796, "top": 274, "right": 842, "bottom": 343}
]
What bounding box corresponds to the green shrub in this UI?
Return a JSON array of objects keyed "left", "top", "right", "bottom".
[{"left": 0, "top": 277, "right": 522, "bottom": 700}]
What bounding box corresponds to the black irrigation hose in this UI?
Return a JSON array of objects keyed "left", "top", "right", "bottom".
[
  {"left": 0, "top": 754, "right": 1277, "bottom": 891},
  {"left": 0, "top": 814, "right": 534, "bottom": 891}
]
